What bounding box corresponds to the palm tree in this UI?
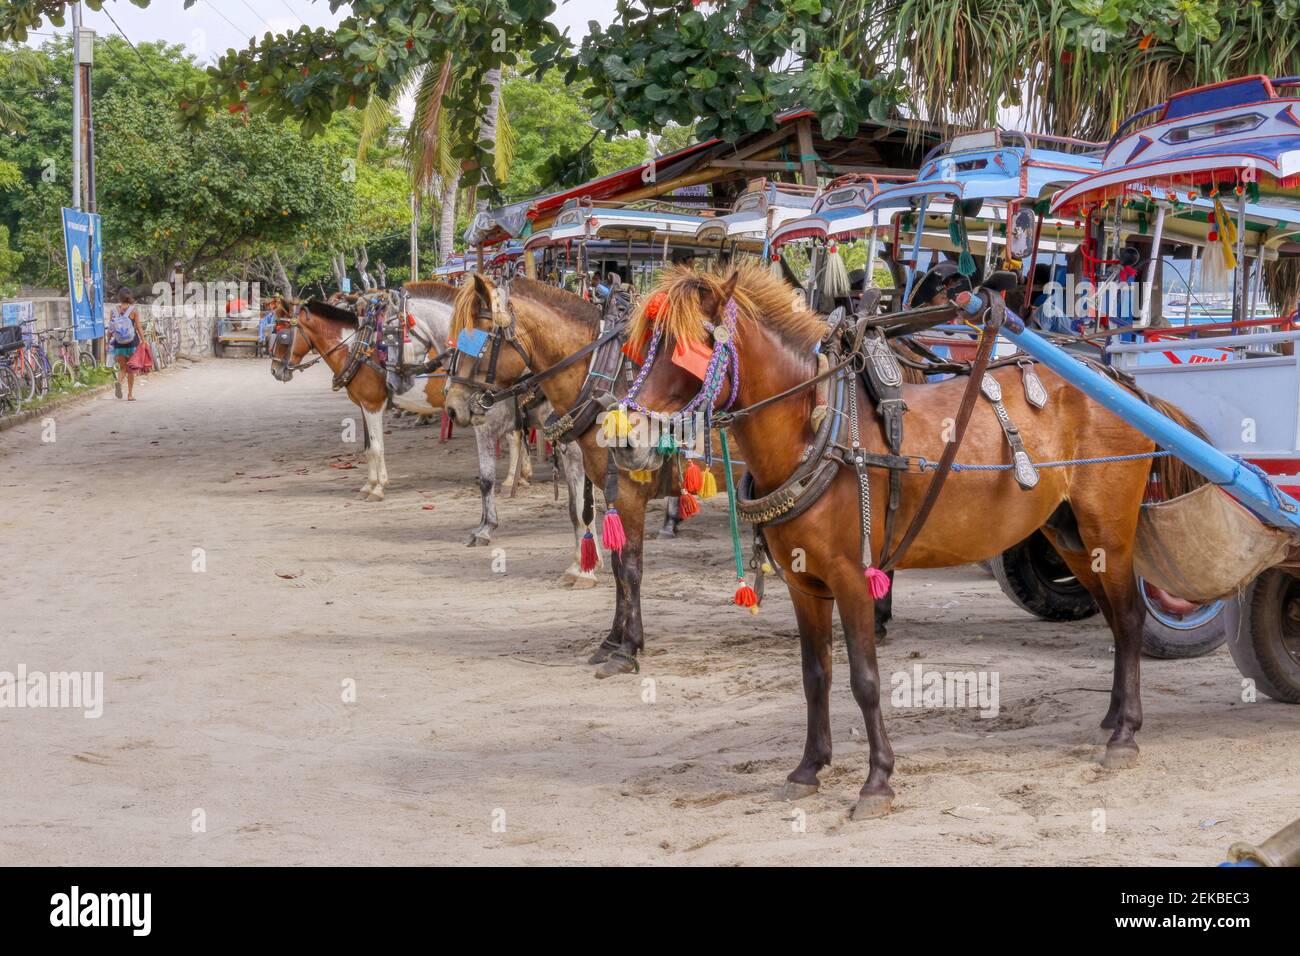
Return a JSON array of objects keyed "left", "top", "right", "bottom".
[
  {"left": 358, "top": 58, "right": 513, "bottom": 267},
  {"left": 0, "top": 45, "right": 43, "bottom": 132}
]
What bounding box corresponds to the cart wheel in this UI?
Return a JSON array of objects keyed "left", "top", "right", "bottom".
[
  {"left": 990, "top": 530, "right": 1099, "bottom": 621},
  {"left": 1226, "top": 569, "right": 1300, "bottom": 704},
  {"left": 1138, "top": 578, "right": 1231, "bottom": 659}
]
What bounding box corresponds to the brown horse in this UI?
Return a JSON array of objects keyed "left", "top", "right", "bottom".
[
  {"left": 269, "top": 298, "right": 395, "bottom": 499},
  {"left": 444, "top": 274, "right": 757, "bottom": 673},
  {"left": 613, "top": 263, "right": 1205, "bottom": 819}
]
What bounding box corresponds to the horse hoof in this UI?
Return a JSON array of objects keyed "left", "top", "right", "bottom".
[
  {"left": 851, "top": 791, "right": 894, "bottom": 820},
  {"left": 366, "top": 490, "right": 385, "bottom": 502},
  {"left": 1102, "top": 743, "right": 1140, "bottom": 770},
  {"left": 593, "top": 656, "right": 638, "bottom": 679},
  {"left": 779, "top": 781, "right": 819, "bottom": 801},
  {"left": 567, "top": 573, "right": 597, "bottom": 590},
  {"left": 587, "top": 644, "right": 615, "bottom": 665},
  {"left": 657, "top": 527, "right": 676, "bottom": 540},
  {"left": 466, "top": 534, "right": 490, "bottom": 547}
]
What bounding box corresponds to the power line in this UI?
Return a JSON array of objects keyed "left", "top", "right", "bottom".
[
  {"left": 235, "top": 0, "right": 275, "bottom": 33},
  {"left": 201, "top": 0, "right": 252, "bottom": 41},
  {"left": 98, "top": 5, "right": 166, "bottom": 89},
  {"left": 278, "top": 0, "right": 308, "bottom": 27}
]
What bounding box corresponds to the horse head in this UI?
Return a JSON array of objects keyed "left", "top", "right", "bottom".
[
  {"left": 268, "top": 301, "right": 313, "bottom": 382},
  {"left": 613, "top": 267, "right": 742, "bottom": 473}
]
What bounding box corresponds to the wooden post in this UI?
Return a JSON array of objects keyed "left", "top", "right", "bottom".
[{"left": 796, "top": 118, "right": 818, "bottom": 188}]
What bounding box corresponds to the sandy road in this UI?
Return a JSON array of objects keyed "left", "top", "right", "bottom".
[{"left": 0, "top": 358, "right": 1296, "bottom": 865}]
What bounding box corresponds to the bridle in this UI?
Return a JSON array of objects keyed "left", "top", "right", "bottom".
[
  {"left": 271, "top": 306, "right": 356, "bottom": 382},
  {"left": 443, "top": 265, "right": 535, "bottom": 414},
  {"left": 444, "top": 264, "right": 626, "bottom": 421}
]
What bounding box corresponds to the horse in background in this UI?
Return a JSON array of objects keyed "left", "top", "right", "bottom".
[{"left": 267, "top": 285, "right": 597, "bottom": 585}]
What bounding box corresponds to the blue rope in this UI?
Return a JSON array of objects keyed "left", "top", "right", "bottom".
[{"left": 916, "top": 450, "right": 1173, "bottom": 473}]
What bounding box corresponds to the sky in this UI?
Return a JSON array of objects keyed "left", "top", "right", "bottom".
[
  {"left": 27, "top": 0, "right": 616, "bottom": 60},
  {"left": 24, "top": 1, "right": 618, "bottom": 121}
]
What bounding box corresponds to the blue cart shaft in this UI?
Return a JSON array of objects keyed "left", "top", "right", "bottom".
[{"left": 962, "top": 295, "right": 1300, "bottom": 531}]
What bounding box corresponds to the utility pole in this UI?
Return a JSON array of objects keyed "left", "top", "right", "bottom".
[
  {"left": 79, "top": 25, "right": 97, "bottom": 212},
  {"left": 71, "top": 3, "right": 82, "bottom": 210},
  {"left": 409, "top": 192, "right": 419, "bottom": 280}
]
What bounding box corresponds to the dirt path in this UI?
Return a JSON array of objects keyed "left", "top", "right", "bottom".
[{"left": 1, "top": 359, "right": 1296, "bottom": 865}]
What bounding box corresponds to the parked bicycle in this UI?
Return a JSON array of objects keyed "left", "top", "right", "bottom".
[
  {"left": 0, "top": 323, "right": 25, "bottom": 415},
  {"left": 6, "top": 318, "right": 52, "bottom": 402},
  {"left": 44, "top": 326, "right": 97, "bottom": 385}
]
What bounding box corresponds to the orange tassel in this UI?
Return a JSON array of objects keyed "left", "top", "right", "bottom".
[
  {"left": 678, "top": 491, "right": 699, "bottom": 520},
  {"left": 683, "top": 459, "right": 703, "bottom": 494},
  {"left": 734, "top": 580, "right": 759, "bottom": 613}
]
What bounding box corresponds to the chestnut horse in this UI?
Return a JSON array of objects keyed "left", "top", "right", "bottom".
[
  {"left": 613, "top": 263, "right": 1205, "bottom": 819},
  {"left": 444, "top": 274, "right": 739, "bottom": 672}
]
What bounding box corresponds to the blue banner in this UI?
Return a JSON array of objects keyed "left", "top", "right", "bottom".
[{"left": 61, "top": 208, "right": 104, "bottom": 341}]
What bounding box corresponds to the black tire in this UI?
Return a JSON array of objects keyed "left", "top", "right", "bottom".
[
  {"left": 16, "top": 359, "right": 37, "bottom": 402},
  {"left": 0, "top": 364, "right": 23, "bottom": 415},
  {"left": 990, "top": 530, "right": 1099, "bottom": 621},
  {"left": 1226, "top": 570, "right": 1300, "bottom": 703},
  {"left": 1137, "top": 578, "right": 1232, "bottom": 659},
  {"left": 77, "top": 350, "right": 97, "bottom": 374}
]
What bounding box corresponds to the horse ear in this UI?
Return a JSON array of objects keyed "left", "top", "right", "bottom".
[
  {"left": 471, "top": 272, "right": 493, "bottom": 306},
  {"left": 709, "top": 271, "right": 740, "bottom": 319}
]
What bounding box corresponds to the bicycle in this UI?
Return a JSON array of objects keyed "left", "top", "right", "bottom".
[
  {"left": 0, "top": 324, "right": 24, "bottom": 415},
  {"left": 45, "top": 326, "right": 97, "bottom": 385},
  {"left": 7, "top": 318, "right": 52, "bottom": 401}
]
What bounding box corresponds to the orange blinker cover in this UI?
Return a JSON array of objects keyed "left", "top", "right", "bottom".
[{"left": 671, "top": 337, "right": 713, "bottom": 382}]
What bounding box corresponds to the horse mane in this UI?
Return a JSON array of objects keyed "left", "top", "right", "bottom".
[
  {"left": 451, "top": 274, "right": 601, "bottom": 340},
  {"left": 404, "top": 280, "right": 460, "bottom": 305},
  {"left": 627, "top": 262, "right": 824, "bottom": 353},
  {"left": 510, "top": 276, "right": 601, "bottom": 326},
  {"left": 305, "top": 299, "right": 359, "bottom": 326}
]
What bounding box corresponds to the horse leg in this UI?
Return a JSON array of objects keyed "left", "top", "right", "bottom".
[
  {"left": 780, "top": 589, "right": 834, "bottom": 800},
  {"left": 594, "top": 488, "right": 648, "bottom": 678},
  {"left": 359, "top": 407, "right": 386, "bottom": 501},
  {"left": 369, "top": 406, "right": 389, "bottom": 496},
  {"left": 467, "top": 423, "right": 498, "bottom": 546},
  {"left": 875, "top": 571, "right": 895, "bottom": 642},
  {"left": 658, "top": 496, "right": 680, "bottom": 539},
  {"left": 836, "top": 572, "right": 895, "bottom": 819},
  {"left": 1041, "top": 522, "right": 1145, "bottom": 769},
  {"left": 561, "top": 445, "right": 600, "bottom": 588},
  {"left": 503, "top": 430, "right": 528, "bottom": 493}
]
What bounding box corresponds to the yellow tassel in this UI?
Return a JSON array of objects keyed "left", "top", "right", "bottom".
[
  {"left": 629, "top": 468, "right": 654, "bottom": 484},
  {"left": 761, "top": 561, "right": 773, "bottom": 574},
  {"left": 601, "top": 406, "right": 631, "bottom": 442},
  {"left": 699, "top": 469, "right": 718, "bottom": 499}
]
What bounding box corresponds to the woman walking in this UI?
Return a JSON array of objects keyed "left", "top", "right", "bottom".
[{"left": 106, "top": 289, "right": 144, "bottom": 400}]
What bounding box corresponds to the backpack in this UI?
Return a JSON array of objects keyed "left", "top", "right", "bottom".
[{"left": 109, "top": 307, "right": 136, "bottom": 345}]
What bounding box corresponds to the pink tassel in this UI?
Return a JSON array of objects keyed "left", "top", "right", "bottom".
[
  {"left": 579, "top": 532, "right": 598, "bottom": 573},
  {"left": 865, "top": 566, "right": 891, "bottom": 599},
  {"left": 602, "top": 509, "right": 627, "bottom": 554}
]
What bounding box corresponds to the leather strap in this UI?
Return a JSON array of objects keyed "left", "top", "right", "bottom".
[{"left": 879, "top": 295, "right": 1006, "bottom": 570}]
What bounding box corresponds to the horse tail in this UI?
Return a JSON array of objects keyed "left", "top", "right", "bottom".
[{"left": 1137, "top": 392, "right": 1210, "bottom": 501}]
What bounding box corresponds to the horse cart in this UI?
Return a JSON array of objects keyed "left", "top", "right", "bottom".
[
  {"left": 211, "top": 303, "right": 264, "bottom": 358},
  {"left": 982, "top": 75, "right": 1300, "bottom": 700}
]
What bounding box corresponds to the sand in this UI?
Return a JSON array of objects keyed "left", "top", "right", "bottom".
[{"left": 1, "top": 358, "right": 1296, "bottom": 865}]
